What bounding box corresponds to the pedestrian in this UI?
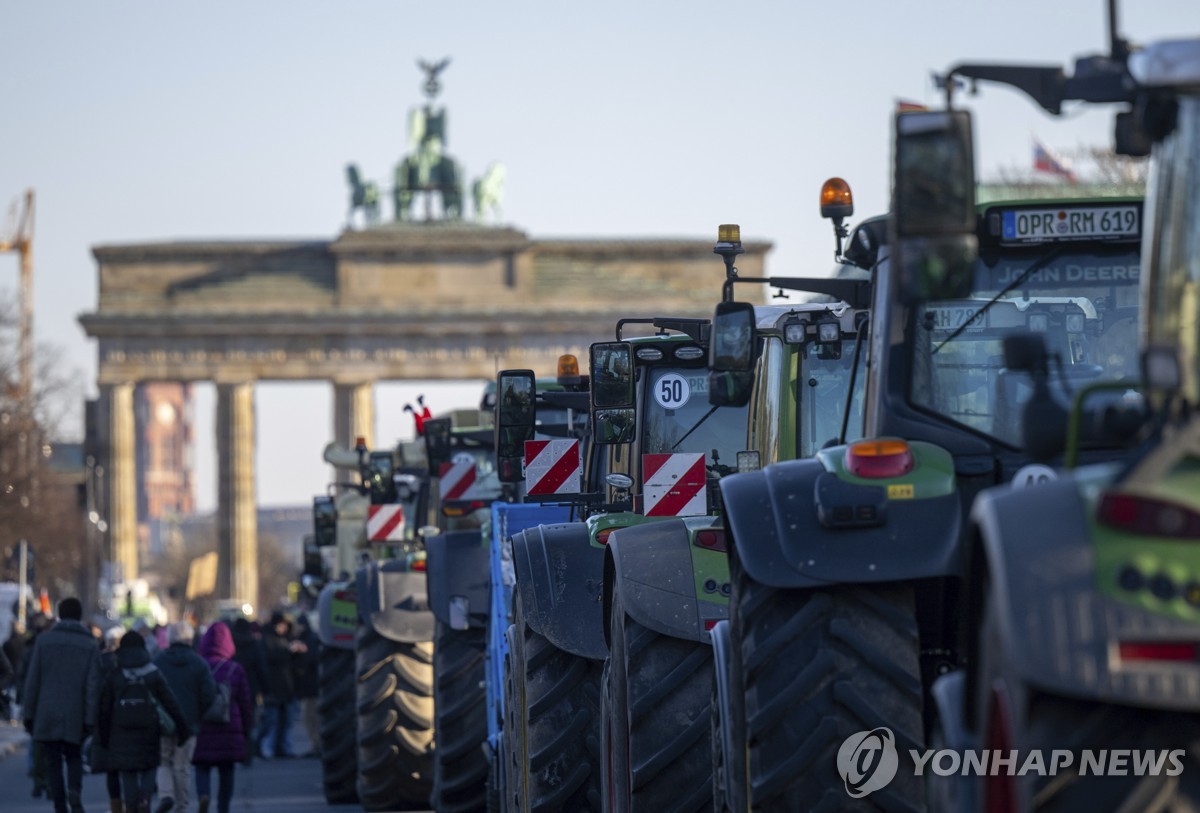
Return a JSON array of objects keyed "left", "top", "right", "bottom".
[
  {"left": 153, "top": 623, "right": 215, "bottom": 813},
  {"left": 19, "top": 612, "right": 53, "bottom": 798},
  {"left": 291, "top": 615, "right": 320, "bottom": 758},
  {"left": 98, "top": 631, "right": 191, "bottom": 813},
  {"left": 258, "top": 612, "right": 303, "bottom": 759},
  {"left": 93, "top": 627, "right": 126, "bottom": 813},
  {"left": 228, "top": 618, "right": 266, "bottom": 757},
  {"left": 193, "top": 622, "right": 253, "bottom": 813},
  {"left": 21, "top": 597, "right": 102, "bottom": 813}
]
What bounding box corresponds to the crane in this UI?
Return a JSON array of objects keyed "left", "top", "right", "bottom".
[{"left": 0, "top": 189, "right": 34, "bottom": 406}]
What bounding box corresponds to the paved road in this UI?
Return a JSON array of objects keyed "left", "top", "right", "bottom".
[{"left": 0, "top": 723, "right": 432, "bottom": 813}]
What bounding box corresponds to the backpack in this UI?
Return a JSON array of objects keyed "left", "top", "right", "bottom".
[
  {"left": 202, "top": 661, "right": 232, "bottom": 725},
  {"left": 114, "top": 670, "right": 158, "bottom": 731}
]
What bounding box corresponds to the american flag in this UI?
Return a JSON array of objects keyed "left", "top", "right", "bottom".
[{"left": 1033, "top": 140, "right": 1076, "bottom": 183}]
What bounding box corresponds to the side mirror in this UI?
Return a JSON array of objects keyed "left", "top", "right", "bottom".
[
  {"left": 302, "top": 534, "right": 323, "bottom": 579},
  {"left": 709, "top": 301, "right": 756, "bottom": 372},
  {"left": 496, "top": 369, "right": 536, "bottom": 482},
  {"left": 364, "top": 451, "right": 397, "bottom": 505},
  {"left": 590, "top": 342, "right": 636, "bottom": 445},
  {"left": 891, "top": 110, "right": 978, "bottom": 304},
  {"left": 312, "top": 496, "right": 337, "bottom": 547},
  {"left": 424, "top": 418, "right": 453, "bottom": 476}
]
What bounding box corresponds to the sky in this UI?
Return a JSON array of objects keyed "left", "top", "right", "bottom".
[{"left": 1, "top": 1, "right": 1197, "bottom": 512}]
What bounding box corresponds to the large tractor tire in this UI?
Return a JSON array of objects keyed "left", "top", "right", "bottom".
[
  {"left": 318, "top": 645, "right": 359, "bottom": 804},
  {"left": 710, "top": 676, "right": 730, "bottom": 813},
  {"left": 431, "top": 620, "right": 489, "bottom": 813},
  {"left": 739, "top": 581, "right": 925, "bottom": 812},
  {"left": 979, "top": 593, "right": 1200, "bottom": 812},
  {"left": 602, "top": 581, "right": 713, "bottom": 813},
  {"left": 512, "top": 595, "right": 602, "bottom": 812},
  {"left": 501, "top": 623, "right": 524, "bottom": 813},
  {"left": 355, "top": 624, "right": 436, "bottom": 811}
]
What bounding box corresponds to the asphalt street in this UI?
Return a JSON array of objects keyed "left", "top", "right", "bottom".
[{"left": 0, "top": 722, "right": 433, "bottom": 813}]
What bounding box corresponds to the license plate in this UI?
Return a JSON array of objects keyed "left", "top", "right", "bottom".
[
  {"left": 927, "top": 306, "right": 985, "bottom": 331},
  {"left": 1001, "top": 206, "right": 1139, "bottom": 242}
]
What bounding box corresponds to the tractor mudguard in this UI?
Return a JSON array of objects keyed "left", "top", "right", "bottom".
[
  {"left": 356, "top": 558, "right": 434, "bottom": 644},
  {"left": 605, "top": 519, "right": 715, "bottom": 645},
  {"left": 928, "top": 671, "right": 981, "bottom": 811},
  {"left": 316, "top": 580, "right": 358, "bottom": 651},
  {"left": 710, "top": 619, "right": 736, "bottom": 783},
  {"left": 511, "top": 522, "right": 607, "bottom": 660},
  {"left": 426, "top": 529, "right": 489, "bottom": 631},
  {"left": 973, "top": 478, "right": 1200, "bottom": 711},
  {"left": 720, "top": 457, "right": 963, "bottom": 589}
]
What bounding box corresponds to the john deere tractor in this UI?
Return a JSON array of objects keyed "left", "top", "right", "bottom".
[
  {"left": 920, "top": 18, "right": 1200, "bottom": 813},
  {"left": 709, "top": 129, "right": 1147, "bottom": 808}
]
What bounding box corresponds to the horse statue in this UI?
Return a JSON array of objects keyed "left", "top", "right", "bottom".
[
  {"left": 345, "top": 163, "right": 381, "bottom": 228},
  {"left": 472, "top": 163, "right": 506, "bottom": 223}
]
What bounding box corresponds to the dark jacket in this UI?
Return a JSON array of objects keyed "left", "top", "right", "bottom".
[
  {"left": 22, "top": 619, "right": 101, "bottom": 744},
  {"left": 193, "top": 623, "right": 254, "bottom": 765},
  {"left": 98, "top": 646, "right": 190, "bottom": 771},
  {"left": 260, "top": 626, "right": 297, "bottom": 704},
  {"left": 292, "top": 623, "right": 319, "bottom": 700},
  {"left": 230, "top": 620, "right": 268, "bottom": 702},
  {"left": 154, "top": 643, "right": 216, "bottom": 732}
]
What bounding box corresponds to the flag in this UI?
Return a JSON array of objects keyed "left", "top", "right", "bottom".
[
  {"left": 896, "top": 99, "right": 928, "bottom": 113},
  {"left": 1033, "top": 140, "right": 1076, "bottom": 182}
]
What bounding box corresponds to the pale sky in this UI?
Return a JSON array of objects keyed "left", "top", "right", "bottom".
[{"left": 1, "top": 1, "right": 1196, "bottom": 512}]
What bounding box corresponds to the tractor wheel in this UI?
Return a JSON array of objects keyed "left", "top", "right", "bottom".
[
  {"left": 722, "top": 546, "right": 749, "bottom": 813},
  {"left": 502, "top": 622, "right": 525, "bottom": 813},
  {"left": 513, "top": 594, "right": 602, "bottom": 812},
  {"left": 318, "top": 645, "right": 359, "bottom": 804},
  {"left": 355, "top": 624, "right": 435, "bottom": 811},
  {"left": 431, "top": 621, "right": 489, "bottom": 813},
  {"left": 739, "top": 581, "right": 925, "bottom": 812},
  {"left": 602, "top": 581, "right": 713, "bottom": 812},
  {"left": 711, "top": 674, "right": 730, "bottom": 813},
  {"left": 979, "top": 591, "right": 1200, "bottom": 812}
]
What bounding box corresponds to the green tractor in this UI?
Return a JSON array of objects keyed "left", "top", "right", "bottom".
[
  {"left": 709, "top": 135, "right": 1146, "bottom": 807},
  {"left": 311, "top": 436, "right": 437, "bottom": 811},
  {"left": 923, "top": 21, "right": 1200, "bottom": 813},
  {"left": 599, "top": 220, "right": 873, "bottom": 813}
]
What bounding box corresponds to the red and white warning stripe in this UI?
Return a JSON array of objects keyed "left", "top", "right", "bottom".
[
  {"left": 439, "top": 461, "right": 479, "bottom": 501},
  {"left": 524, "top": 439, "right": 581, "bottom": 495},
  {"left": 643, "top": 453, "right": 707, "bottom": 517},
  {"left": 367, "top": 504, "right": 406, "bottom": 542}
]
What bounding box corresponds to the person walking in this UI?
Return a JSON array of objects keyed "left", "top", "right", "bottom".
[
  {"left": 98, "top": 631, "right": 190, "bottom": 813},
  {"left": 258, "top": 612, "right": 302, "bottom": 759},
  {"left": 93, "top": 627, "right": 126, "bottom": 813},
  {"left": 291, "top": 615, "right": 320, "bottom": 758},
  {"left": 153, "top": 623, "right": 215, "bottom": 813},
  {"left": 228, "top": 618, "right": 266, "bottom": 758},
  {"left": 22, "top": 597, "right": 101, "bottom": 813},
  {"left": 193, "top": 622, "right": 253, "bottom": 813}
]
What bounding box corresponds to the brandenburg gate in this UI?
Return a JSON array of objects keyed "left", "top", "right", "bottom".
[{"left": 79, "top": 223, "right": 769, "bottom": 610}]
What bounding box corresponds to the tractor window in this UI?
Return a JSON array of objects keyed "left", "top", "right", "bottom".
[
  {"left": 642, "top": 367, "right": 748, "bottom": 467},
  {"left": 1145, "top": 96, "right": 1200, "bottom": 402},
  {"left": 798, "top": 340, "right": 864, "bottom": 457},
  {"left": 911, "top": 245, "right": 1141, "bottom": 447},
  {"left": 748, "top": 338, "right": 786, "bottom": 465}
]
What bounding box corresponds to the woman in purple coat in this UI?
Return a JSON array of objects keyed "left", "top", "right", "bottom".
[{"left": 192, "top": 622, "right": 253, "bottom": 813}]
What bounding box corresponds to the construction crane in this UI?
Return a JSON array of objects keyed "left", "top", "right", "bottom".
[{"left": 0, "top": 189, "right": 34, "bottom": 406}]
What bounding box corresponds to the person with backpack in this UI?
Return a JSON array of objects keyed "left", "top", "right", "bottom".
[
  {"left": 22, "top": 597, "right": 101, "bottom": 813},
  {"left": 153, "top": 623, "right": 214, "bottom": 813},
  {"left": 192, "top": 622, "right": 253, "bottom": 813},
  {"left": 98, "top": 631, "right": 191, "bottom": 813}
]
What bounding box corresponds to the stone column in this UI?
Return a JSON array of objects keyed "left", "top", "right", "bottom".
[
  {"left": 217, "top": 381, "right": 257, "bottom": 613},
  {"left": 332, "top": 380, "right": 375, "bottom": 477},
  {"left": 104, "top": 382, "right": 138, "bottom": 584}
]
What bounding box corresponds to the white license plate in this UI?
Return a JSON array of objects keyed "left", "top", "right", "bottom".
[
  {"left": 927, "top": 306, "right": 985, "bottom": 331},
  {"left": 1001, "top": 206, "right": 1138, "bottom": 242}
]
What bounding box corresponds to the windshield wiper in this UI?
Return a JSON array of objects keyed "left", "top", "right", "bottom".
[
  {"left": 931, "top": 245, "right": 1068, "bottom": 355},
  {"left": 671, "top": 404, "right": 720, "bottom": 451}
]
